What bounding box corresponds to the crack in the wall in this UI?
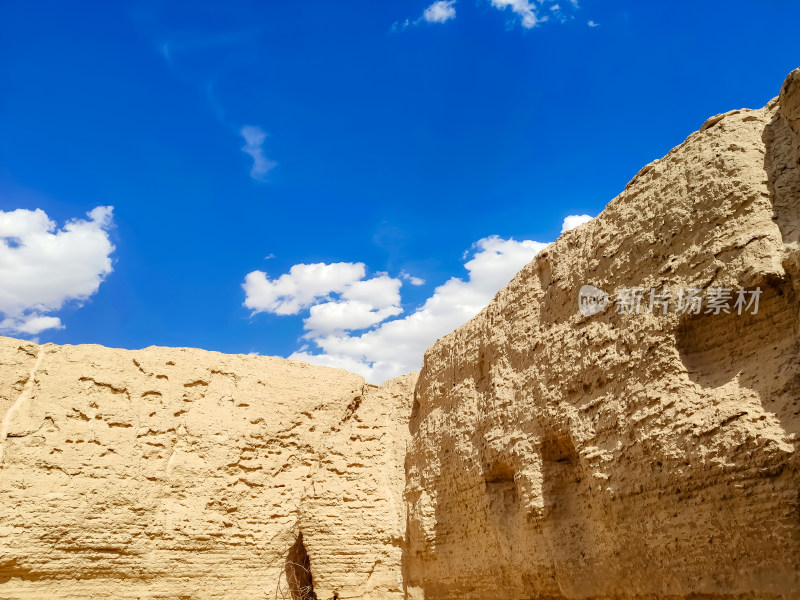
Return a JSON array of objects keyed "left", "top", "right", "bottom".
[{"left": 0, "top": 345, "right": 45, "bottom": 467}]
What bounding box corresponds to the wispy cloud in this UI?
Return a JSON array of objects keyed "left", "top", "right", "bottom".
[
  {"left": 393, "top": 0, "right": 457, "bottom": 31},
  {"left": 0, "top": 206, "right": 115, "bottom": 336},
  {"left": 157, "top": 29, "right": 259, "bottom": 70},
  {"left": 150, "top": 26, "right": 278, "bottom": 183},
  {"left": 587, "top": 20, "right": 599, "bottom": 27},
  {"left": 491, "top": 0, "right": 588, "bottom": 28},
  {"left": 423, "top": 0, "right": 456, "bottom": 23},
  {"left": 491, "top": 0, "right": 541, "bottom": 28},
  {"left": 395, "top": 0, "right": 580, "bottom": 31},
  {"left": 240, "top": 125, "right": 277, "bottom": 181},
  {"left": 400, "top": 270, "right": 425, "bottom": 286}
]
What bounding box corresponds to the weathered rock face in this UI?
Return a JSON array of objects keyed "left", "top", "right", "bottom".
[
  {"left": 3, "top": 69, "right": 800, "bottom": 600},
  {"left": 0, "top": 339, "right": 415, "bottom": 599},
  {"left": 404, "top": 69, "right": 800, "bottom": 598}
]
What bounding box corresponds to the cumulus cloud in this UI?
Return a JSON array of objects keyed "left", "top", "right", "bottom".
[
  {"left": 286, "top": 235, "right": 547, "bottom": 383},
  {"left": 303, "top": 274, "right": 403, "bottom": 336},
  {"left": 305, "top": 300, "right": 402, "bottom": 337},
  {"left": 243, "top": 263, "right": 404, "bottom": 338},
  {"left": 561, "top": 214, "right": 594, "bottom": 233},
  {"left": 423, "top": 0, "right": 456, "bottom": 23},
  {"left": 243, "top": 262, "right": 367, "bottom": 315},
  {"left": 0, "top": 206, "right": 115, "bottom": 336},
  {"left": 587, "top": 20, "right": 599, "bottom": 27},
  {"left": 240, "top": 125, "right": 277, "bottom": 181}
]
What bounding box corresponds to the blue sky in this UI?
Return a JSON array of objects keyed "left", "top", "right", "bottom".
[{"left": 1, "top": 1, "right": 799, "bottom": 381}]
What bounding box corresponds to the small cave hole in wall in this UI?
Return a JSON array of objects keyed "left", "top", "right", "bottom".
[
  {"left": 485, "top": 459, "right": 518, "bottom": 514},
  {"left": 540, "top": 435, "right": 581, "bottom": 516},
  {"left": 285, "top": 532, "right": 318, "bottom": 600}
]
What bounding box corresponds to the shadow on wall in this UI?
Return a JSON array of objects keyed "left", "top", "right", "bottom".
[
  {"left": 676, "top": 103, "right": 800, "bottom": 435},
  {"left": 537, "top": 433, "right": 597, "bottom": 597},
  {"left": 676, "top": 275, "right": 797, "bottom": 390}
]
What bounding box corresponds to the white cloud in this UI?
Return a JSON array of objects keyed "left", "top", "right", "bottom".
[
  {"left": 400, "top": 270, "right": 425, "bottom": 286},
  {"left": 423, "top": 0, "right": 456, "bottom": 23},
  {"left": 243, "top": 262, "right": 367, "bottom": 315},
  {"left": 342, "top": 274, "right": 402, "bottom": 307},
  {"left": 395, "top": 0, "right": 578, "bottom": 31},
  {"left": 0, "top": 315, "right": 63, "bottom": 336},
  {"left": 393, "top": 0, "right": 456, "bottom": 31},
  {"left": 561, "top": 214, "right": 594, "bottom": 233},
  {"left": 491, "top": 0, "right": 542, "bottom": 28},
  {"left": 243, "top": 263, "right": 405, "bottom": 338},
  {"left": 240, "top": 125, "right": 277, "bottom": 181},
  {"left": 305, "top": 301, "right": 402, "bottom": 337},
  {"left": 587, "top": 20, "right": 599, "bottom": 27},
  {"left": 287, "top": 235, "right": 547, "bottom": 383},
  {"left": 0, "top": 206, "right": 115, "bottom": 336},
  {"left": 303, "top": 274, "right": 404, "bottom": 336}
]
